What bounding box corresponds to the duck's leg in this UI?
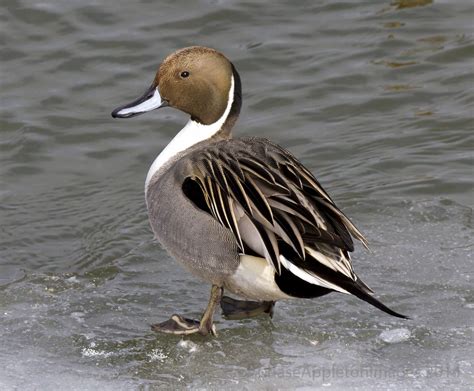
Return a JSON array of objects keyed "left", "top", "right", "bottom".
[
  {"left": 151, "top": 285, "right": 223, "bottom": 336},
  {"left": 198, "top": 285, "right": 223, "bottom": 335},
  {"left": 220, "top": 296, "right": 275, "bottom": 319}
]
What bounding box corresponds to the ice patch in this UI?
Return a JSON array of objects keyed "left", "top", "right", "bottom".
[
  {"left": 177, "top": 339, "right": 198, "bottom": 353},
  {"left": 66, "top": 276, "right": 80, "bottom": 283},
  {"left": 147, "top": 348, "right": 167, "bottom": 362},
  {"left": 81, "top": 343, "right": 113, "bottom": 358},
  {"left": 70, "top": 312, "right": 85, "bottom": 323},
  {"left": 379, "top": 328, "right": 411, "bottom": 343},
  {"left": 458, "top": 360, "right": 471, "bottom": 374}
]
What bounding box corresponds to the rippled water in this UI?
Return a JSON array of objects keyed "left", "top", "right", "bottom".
[{"left": 1, "top": 0, "right": 473, "bottom": 389}]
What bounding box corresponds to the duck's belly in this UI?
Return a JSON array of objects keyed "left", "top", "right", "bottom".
[{"left": 224, "top": 255, "right": 291, "bottom": 301}]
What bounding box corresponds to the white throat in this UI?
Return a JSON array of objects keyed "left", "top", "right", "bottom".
[{"left": 145, "top": 75, "right": 235, "bottom": 195}]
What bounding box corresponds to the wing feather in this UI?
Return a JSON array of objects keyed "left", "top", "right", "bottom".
[{"left": 180, "top": 138, "right": 368, "bottom": 283}]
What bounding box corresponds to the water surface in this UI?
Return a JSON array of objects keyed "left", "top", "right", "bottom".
[{"left": 1, "top": 0, "right": 473, "bottom": 389}]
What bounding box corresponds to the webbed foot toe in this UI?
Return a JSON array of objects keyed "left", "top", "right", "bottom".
[
  {"left": 151, "top": 314, "right": 201, "bottom": 335},
  {"left": 151, "top": 314, "right": 217, "bottom": 336}
]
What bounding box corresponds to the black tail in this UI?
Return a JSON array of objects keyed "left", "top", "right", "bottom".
[
  {"left": 276, "top": 243, "right": 409, "bottom": 319},
  {"left": 347, "top": 278, "right": 409, "bottom": 319}
]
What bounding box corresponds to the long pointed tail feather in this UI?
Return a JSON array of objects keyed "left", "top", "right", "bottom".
[
  {"left": 347, "top": 279, "right": 409, "bottom": 319},
  {"left": 278, "top": 246, "right": 409, "bottom": 319}
]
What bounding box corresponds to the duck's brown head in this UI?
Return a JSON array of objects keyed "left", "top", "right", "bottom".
[{"left": 112, "top": 46, "right": 240, "bottom": 126}]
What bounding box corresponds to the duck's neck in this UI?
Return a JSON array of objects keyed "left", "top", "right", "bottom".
[{"left": 145, "top": 64, "right": 242, "bottom": 193}]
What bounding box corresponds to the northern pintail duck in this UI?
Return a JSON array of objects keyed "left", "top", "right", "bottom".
[{"left": 112, "top": 46, "right": 407, "bottom": 336}]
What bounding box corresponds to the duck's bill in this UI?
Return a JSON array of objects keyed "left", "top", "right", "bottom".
[{"left": 111, "top": 85, "right": 168, "bottom": 118}]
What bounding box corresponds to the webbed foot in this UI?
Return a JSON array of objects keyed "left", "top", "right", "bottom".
[
  {"left": 151, "top": 285, "right": 222, "bottom": 336},
  {"left": 151, "top": 314, "right": 215, "bottom": 335},
  {"left": 221, "top": 296, "right": 275, "bottom": 319}
]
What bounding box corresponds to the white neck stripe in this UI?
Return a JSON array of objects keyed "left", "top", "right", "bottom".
[{"left": 145, "top": 75, "right": 235, "bottom": 194}]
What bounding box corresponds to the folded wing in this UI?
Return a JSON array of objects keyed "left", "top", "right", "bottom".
[{"left": 180, "top": 137, "right": 406, "bottom": 318}]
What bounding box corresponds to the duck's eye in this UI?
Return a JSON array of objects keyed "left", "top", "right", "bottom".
[{"left": 180, "top": 71, "right": 190, "bottom": 78}]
